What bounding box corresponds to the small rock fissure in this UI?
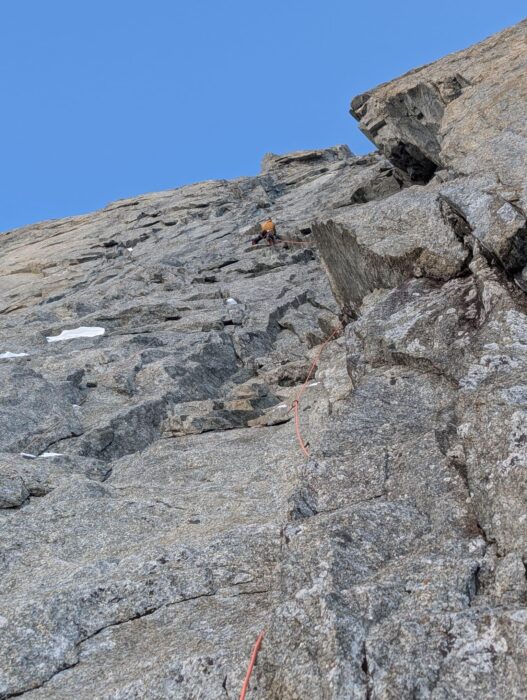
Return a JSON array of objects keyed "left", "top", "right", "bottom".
[
  {"left": 361, "top": 643, "right": 373, "bottom": 700},
  {"left": 3, "top": 591, "right": 219, "bottom": 699}
]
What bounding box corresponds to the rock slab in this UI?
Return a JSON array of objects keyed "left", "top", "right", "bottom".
[{"left": 1, "top": 19, "right": 527, "bottom": 700}]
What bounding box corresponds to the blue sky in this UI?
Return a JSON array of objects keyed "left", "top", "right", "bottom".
[{"left": 1, "top": 1, "right": 525, "bottom": 232}]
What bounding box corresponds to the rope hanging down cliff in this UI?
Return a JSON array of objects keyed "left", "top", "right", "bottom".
[
  {"left": 289, "top": 321, "right": 343, "bottom": 457},
  {"left": 239, "top": 630, "right": 266, "bottom": 700},
  {"left": 239, "top": 321, "right": 344, "bottom": 697}
]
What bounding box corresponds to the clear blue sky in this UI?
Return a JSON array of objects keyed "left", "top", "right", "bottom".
[{"left": 1, "top": 1, "right": 525, "bottom": 232}]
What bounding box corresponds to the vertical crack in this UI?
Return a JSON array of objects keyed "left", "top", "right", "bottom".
[{"left": 361, "top": 642, "right": 373, "bottom": 700}]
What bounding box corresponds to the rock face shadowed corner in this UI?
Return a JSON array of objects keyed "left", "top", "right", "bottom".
[{"left": 1, "top": 19, "right": 527, "bottom": 700}]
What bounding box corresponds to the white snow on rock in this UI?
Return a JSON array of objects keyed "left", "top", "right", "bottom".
[
  {"left": 20, "top": 452, "right": 64, "bottom": 459},
  {"left": 46, "top": 326, "right": 105, "bottom": 343},
  {"left": 226, "top": 298, "right": 238, "bottom": 305},
  {"left": 0, "top": 352, "right": 29, "bottom": 359}
]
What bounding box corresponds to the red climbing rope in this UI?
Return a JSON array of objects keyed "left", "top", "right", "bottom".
[
  {"left": 239, "top": 629, "right": 265, "bottom": 700},
  {"left": 238, "top": 325, "right": 342, "bottom": 696},
  {"left": 292, "top": 399, "right": 310, "bottom": 457},
  {"left": 289, "top": 323, "right": 343, "bottom": 458}
]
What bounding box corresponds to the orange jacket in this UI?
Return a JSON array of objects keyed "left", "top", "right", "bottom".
[{"left": 261, "top": 219, "right": 276, "bottom": 234}]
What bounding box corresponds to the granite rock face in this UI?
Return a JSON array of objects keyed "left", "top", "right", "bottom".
[
  {"left": 306, "top": 19, "right": 527, "bottom": 699},
  {"left": 1, "top": 20, "right": 527, "bottom": 700},
  {"left": 349, "top": 19, "right": 527, "bottom": 281}
]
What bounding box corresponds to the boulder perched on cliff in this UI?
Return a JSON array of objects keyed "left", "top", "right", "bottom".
[{"left": 1, "top": 19, "right": 526, "bottom": 700}]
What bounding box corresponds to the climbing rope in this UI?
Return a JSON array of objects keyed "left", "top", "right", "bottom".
[
  {"left": 292, "top": 399, "right": 310, "bottom": 458},
  {"left": 239, "top": 629, "right": 265, "bottom": 700},
  {"left": 239, "top": 323, "right": 343, "bottom": 698},
  {"left": 289, "top": 322, "right": 343, "bottom": 458}
]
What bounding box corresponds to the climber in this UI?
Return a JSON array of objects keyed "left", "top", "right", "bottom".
[{"left": 252, "top": 218, "right": 279, "bottom": 246}]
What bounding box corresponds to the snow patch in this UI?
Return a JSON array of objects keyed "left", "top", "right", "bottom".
[
  {"left": 226, "top": 298, "right": 238, "bottom": 305},
  {"left": 47, "top": 326, "right": 105, "bottom": 343},
  {"left": 0, "top": 352, "right": 29, "bottom": 359},
  {"left": 41, "top": 452, "right": 64, "bottom": 458}
]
